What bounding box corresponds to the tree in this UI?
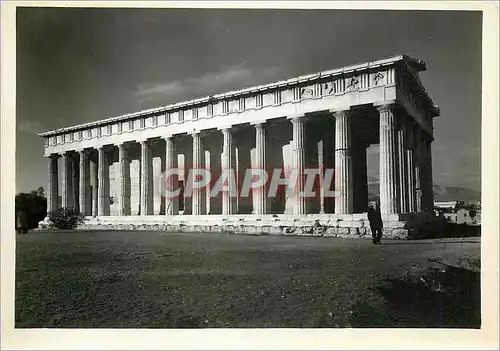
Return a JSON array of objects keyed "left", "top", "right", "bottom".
[{"left": 15, "top": 187, "right": 47, "bottom": 230}]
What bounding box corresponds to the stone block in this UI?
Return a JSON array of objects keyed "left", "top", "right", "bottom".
[
  {"left": 338, "top": 221, "right": 354, "bottom": 228},
  {"left": 391, "top": 229, "right": 409, "bottom": 239},
  {"left": 352, "top": 213, "right": 367, "bottom": 221}
]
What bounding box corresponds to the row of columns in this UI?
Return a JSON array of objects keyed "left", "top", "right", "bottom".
[{"left": 46, "top": 103, "right": 434, "bottom": 216}]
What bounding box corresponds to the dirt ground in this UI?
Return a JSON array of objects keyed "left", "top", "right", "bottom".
[{"left": 15, "top": 230, "right": 481, "bottom": 328}]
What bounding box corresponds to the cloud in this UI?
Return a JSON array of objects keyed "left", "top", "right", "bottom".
[
  {"left": 18, "top": 119, "right": 45, "bottom": 135},
  {"left": 135, "top": 62, "right": 282, "bottom": 104}
]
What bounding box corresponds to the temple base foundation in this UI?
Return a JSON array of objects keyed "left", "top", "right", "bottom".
[{"left": 70, "top": 214, "right": 412, "bottom": 239}]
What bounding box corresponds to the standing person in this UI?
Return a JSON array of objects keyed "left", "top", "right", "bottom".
[
  {"left": 16, "top": 210, "right": 28, "bottom": 234},
  {"left": 368, "top": 201, "right": 383, "bottom": 244}
]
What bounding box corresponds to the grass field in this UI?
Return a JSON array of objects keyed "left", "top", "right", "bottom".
[{"left": 15, "top": 230, "right": 481, "bottom": 328}]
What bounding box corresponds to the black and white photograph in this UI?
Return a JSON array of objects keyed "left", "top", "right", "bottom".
[{"left": 1, "top": 1, "right": 499, "bottom": 350}]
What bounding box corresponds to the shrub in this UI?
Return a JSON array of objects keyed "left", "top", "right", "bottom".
[
  {"left": 405, "top": 212, "right": 447, "bottom": 239},
  {"left": 48, "top": 207, "right": 85, "bottom": 229}
]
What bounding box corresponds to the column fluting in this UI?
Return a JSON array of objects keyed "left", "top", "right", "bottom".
[
  {"left": 118, "top": 143, "right": 131, "bottom": 216},
  {"left": 97, "top": 147, "right": 107, "bottom": 216},
  {"left": 78, "top": 150, "right": 90, "bottom": 215},
  {"left": 164, "top": 136, "right": 179, "bottom": 215},
  {"left": 47, "top": 155, "right": 59, "bottom": 213},
  {"left": 334, "top": 110, "right": 353, "bottom": 214},
  {"left": 221, "top": 128, "right": 235, "bottom": 215},
  {"left": 61, "top": 153, "right": 72, "bottom": 208},
  {"left": 397, "top": 115, "right": 409, "bottom": 213},
  {"left": 254, "top": 123, "right": 267, "bottom": 215},
  {"left": 291, "top": 117, "right": 306, "bottom": 215},
  {"left": 140, "top": 140, "right": 153, "bottom": 215},
  {"left": 377, "top": 104, "right": 400, "bottom": 214},
  {"left": 191, "top": 132, "right": 204, "bottom": 215}
]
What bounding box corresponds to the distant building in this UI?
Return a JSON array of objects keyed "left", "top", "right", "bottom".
[
  {"left": 434, "top": 201, "right": 459, "bottom": 211},
  {"left": 434, "top": 201, "right": 481, "bottom": 225}
]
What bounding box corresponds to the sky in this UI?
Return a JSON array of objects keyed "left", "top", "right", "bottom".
[{"left": 16, "top": 7, "right": 482, "bottom": 195}]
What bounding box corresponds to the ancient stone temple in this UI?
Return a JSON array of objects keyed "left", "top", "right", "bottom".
[{"left": 39, "top": 54, "right": 439, "bottom": 238}]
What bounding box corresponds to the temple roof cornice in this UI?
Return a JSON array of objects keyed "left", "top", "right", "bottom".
[{"left": 39, "top": 54, "right": 437, "bottom": 138}]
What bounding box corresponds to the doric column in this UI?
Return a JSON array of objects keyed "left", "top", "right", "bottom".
[
  {"left": 414, "top": 128, "right": 423, "bottom": 212},
  {"left": 182, "top": 146, "right": 193, "bottom": 215},
  {"left": 397, "top": 115, "right": 409, "bottom": 213},
  {"left": 140, "top": 140, "right": 153, "bottom": 215},
  {"left": 377, "top": 103, "right": 400, "bottom": 214},
  {"left": 421, "top": 137, "right": 434, "bottom": 211},
  {"left": 78, "top": 149, "right": 91, "bottom": 215},
  {"left": 91, "top": 159, "right": 98, "bottom": 217},
  {"left": 333, "top": 110, "right": 353, "bottom": 214},
  {"left": 97, "top": 146, "right": 108, "bottom": 216},
  {"left": 47, "top": 155, "right": 59, "bottom": 213},
  {"left": 291, "top": 116, "right": 306, "bottom": 215},
  {"left": 118, "top": 143, "right": 131, "bottom": 216},
  {"left": 164, "top": 136, "right": 179, "bottom": 215},
  {"left": 191, "top": 132, "right": 205, "bottom": 215},
  {"left": 61, "top": 153, "right": 73, "bottom": 208},
  {"left": 317, "top": 140, "right": 325, "bottom": 214},
  {"left": 406, "top": 121, "right": 417, "bottom": 213},
  {"left": 427, "top": 140, "right": 435, "bottom": 209},
  {"left": 221, "top": 128, "right": 236, "bottom": 215},
  {"left": 254, "top": 122, "right": 267, "bottom": 215},
  {"left": 71, "top": 154, "right": 79, "bottom": 212}
]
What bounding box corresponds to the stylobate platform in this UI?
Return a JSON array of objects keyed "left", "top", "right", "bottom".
[{"left": 71, "top": 214, "right": 410, "bottom": 239}]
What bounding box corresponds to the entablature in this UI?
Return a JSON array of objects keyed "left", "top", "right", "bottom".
[{"left": 41, "top": 54, "right": 439, "bottom": 155}]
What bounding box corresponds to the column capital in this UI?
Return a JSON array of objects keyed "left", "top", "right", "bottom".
[
  {"left": 161, "top": 135, "right": 174, "bottom": 141},
  {"left": 287, "top": 113, "right": 306, "bottom": 121},
  {"left": 46, "top": 153, "right": 60, "bottom": 159},
  {"left": 330, "top": 109, "right": 351, "bottom": 119},
  {"left": 75, "top": 148, "right": 91, "bottom": 156},
  {"left": 114, "top": 141, "right": 132, "bottom": 148},
  {"left": 250, "top": 120, "right": 266, "bottom": 127},
  {"left": 188, "top": 130, "right": 201, "bottom": 136},
  {"left": 217, "top": 126, "right": 232, "bottom": 132},
  {"left": 329, "top": 106, "right": 351, "bottom": 114},
  {"left": 374, "top": 100, "right": 396, "bottom": 111}
]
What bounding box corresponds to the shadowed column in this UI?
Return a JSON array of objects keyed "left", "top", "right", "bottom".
[
  {"left": 414, "top": 127, "right": 423, "bottom": 212},
  {"left": 164, "top": 136, "right": 179, "bottom": 215},
  {"left": 140, "top": 140, "right": 153, "bottom": 215},
  {"left": 47, "top": 154, "right": 59, "bottom": 213},
  {"left": 61, "top": 153, "right": 73, "bottom": 208},
  {"left": 421, "top": 136, "right": 434, "bottom": 211},
  {"left": 97, "top": 146, "right": 110, "bottom": 216},
  {"left": 406, "top": 120, "right": 417, "bottom": 213},
  {"left": 78, "top": 149, "right": 91, "bottom": 215},
  {"left": 397, "top": 115, "right": 409, "bottom": 213},
  {"left": 72, "top": 153, "right": 79, "bottom": 211},
  {"left": 118, "top": 143, "right": 131, "bottom": 216}
]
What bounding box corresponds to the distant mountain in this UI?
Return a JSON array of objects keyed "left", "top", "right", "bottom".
[
  {"left": 366, "top": 176, "right": 480, "bottom": 202},
  {"left": 433, "top": 184, "right": 481, "bottom": 202}
]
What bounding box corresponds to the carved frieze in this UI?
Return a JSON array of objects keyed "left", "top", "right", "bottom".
[{"left": 373, "top": 72, "right": 384, "bottom": 86}]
